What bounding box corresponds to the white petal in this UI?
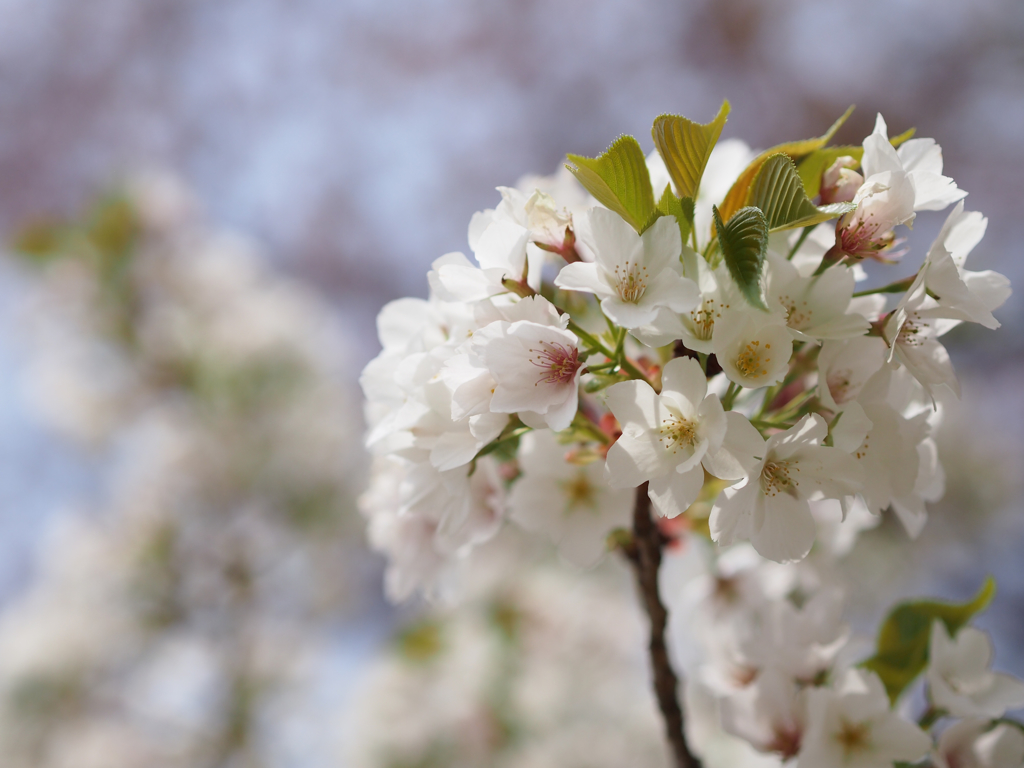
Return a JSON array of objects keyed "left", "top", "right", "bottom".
[
  {"left": 640, "top": 213, "right": 683, "bottom": 272},
  {"left": 604, "top": 379, "right": 660, "bottom": 430},
  {"left": 649, "top": 465, "right": 705, "bottom": 519},
  {"left": 554, "top": 261, "right": 613, "bottom": 297},
  {"left": 660, "top": 356, "right": 707, "bottom": 409},
  {"left": 703, "top": 411, "right": 765, "bottom": 481},
  {"left": 709, "top": 481, "right": 757, "bottom": 545},
  {"left": 751, "top": 493, "right": 816, "bottom": 563}
]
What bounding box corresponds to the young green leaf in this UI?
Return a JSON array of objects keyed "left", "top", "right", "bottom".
[
  {"left": 566, "top": 135, "right": 656, "bottom": 233},
  {"left": 717, "top": 105, "right": 855, "bottom": 223},
  {"left": 748, "top": 154, "right": 854, "bottom": 232},
  {"left": 862, "top": 576, "right": 996, "bottom": 704},
  {"left": 656, "top": 185, "right": 694, "bottom": 249},
  {"left": 652, "top": 100, "right": 730, "bottom": 200},
  {"left": 713, "top": 205, "right": 768, "bottom": 310}
]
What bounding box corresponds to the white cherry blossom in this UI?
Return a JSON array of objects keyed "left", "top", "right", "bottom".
[
  {"left": 883, "top": 296, "right": 961, "bottom": 402},
  {"left": 863, "top": 113, "right": 966, "bottom": 213},
  {"left": 817, "top": 337, "right": 888, "bottom": 412},
  {"left": 709, "top": 414, "right": 863, "bottom": 563},
  {"left": 509, "top": 430, "right": 632, "bottom": 566},
  {"left": 477, "top": 316, "right": 584, "bottom": 432},
  {"left": 797, "top": 669, "right": 931, "bottom": 768},
  {"left": 907, "top": 202, "right": 1011, "bottom": 331},
  {"left": 765, "top": 255, "right": 868, "bottom": 342},
  {"left": 604, "top": 357, "right": 736, "bottom": 518},
  {"left": 713, "top": 309, "right": 794, "bottom": 389},
  {"left": 555, "top": 207, "right": 700, "bottom": 328},
  {"left": 927, "top": 621, "right": 1024, "bottom": 719},
  {"left": 469, "top": 185, "right": 571, "bottom": 289}
]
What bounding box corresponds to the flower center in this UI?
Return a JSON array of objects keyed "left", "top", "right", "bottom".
[
  {"left": 688, "top": 298, "right": 728, "bottom": 341},
  {"left": 897, "top": 313, "right": 926, "bottom": 348},
  {"left": 560, "top": 471, "right": 596, "bottom": 514},
  {"left": 529, "top": 342, "right": 582, "bottom": 386},
  {"left": 835, "top": 719, "right": 871, "bottom": 757},
  {"left": 827, "top": 367, "right": 854, "bottom": 405},
  {"left": 613, "top": 259, "right": 649, "bottom": 303},
  {"left": 735, "top": 340, "right": 772, "bottom": 380},
  {"left": 658, "top": 412, "right": 698, "bottom": 454},
  {"left": 779, "top": 294, "right": 812, "bottom": 329},
  {"left": 760, "top": 459, "right": 800, "bottom": 498}
]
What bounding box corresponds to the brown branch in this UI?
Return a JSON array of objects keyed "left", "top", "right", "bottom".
[{"left": 625, "top": 482, "right": 703, "bottom": 768}]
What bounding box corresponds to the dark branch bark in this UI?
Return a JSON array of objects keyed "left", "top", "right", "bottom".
[{"left": 625, "top": 483, "right": 702, "bottom": 768}]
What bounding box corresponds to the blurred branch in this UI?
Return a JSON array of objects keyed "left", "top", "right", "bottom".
[{"left": 624, "top": 483, "right": 702, "bottom": 768}]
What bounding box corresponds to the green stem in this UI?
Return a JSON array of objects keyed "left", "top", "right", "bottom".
[
  {"left": 749, "top": 418, "right": 793, "bottom": 431},
  {"left": 572, "top": 412, "right": 611, "bottom": 445},
  {"left": 852, "top": 275, "right": 916, "bottom": 298},
  {"left": 721, "top": 382, "right": 741, "bottom": 411},
  {"left": 787, "top": 227, "right": 814, "bottom": 261},
  {"left": 569, "top": 320, "right": 650, "bottom": 385}
]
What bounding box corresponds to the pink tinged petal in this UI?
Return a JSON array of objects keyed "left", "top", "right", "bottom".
[
  {"left": 709, "top": 481, "right": 758, "bottom": 546},
  {"left": 703, "top": 411, "right": 765, "bottom": 481},
  {"left": 660, "top": 356, "right": 708, "bottom": 410},
  {"left": 751, "top": 492, "right": 816, "bottom": 563},
  {"left": 640, "top": 214, "right": 683, "bottom": 273},
  {"left": 605, "top": 379, "right": 661, "bottom": 431},
  {"left": 445, "top": 370, "right": 496, "bottom": 420},
  {"left": 554, "top": 261, "right": 613, "bottom": 298},
  {"left": 649, "top": 465, "right": 706, "bottom": 518}
]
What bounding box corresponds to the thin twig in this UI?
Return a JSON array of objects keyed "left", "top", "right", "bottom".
[{"left": 625, "top": 483, "right": 702, "bottom": 768}]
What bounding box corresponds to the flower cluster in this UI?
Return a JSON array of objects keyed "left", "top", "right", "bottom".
[
  {"left": 360, "top": 105, "right": 1019, "bottom": 765},
  {"left": 361, "top": 107, "right": 1009, "bottom": 584}
]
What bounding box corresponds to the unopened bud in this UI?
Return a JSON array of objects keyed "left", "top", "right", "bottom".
[{"left": 820, "top": 156, "right": 864, "bottom": 205}]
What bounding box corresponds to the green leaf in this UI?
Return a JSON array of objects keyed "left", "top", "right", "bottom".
[
  {"left": 713, "top": 205, "right": 768, "bottom": 310},
  {"left": 566, "top": 135, "right": 656, "bottom": 233},
  {"left": 862, "top": 576, "right": 996, "bottom": 704},
  {"left": 656, "top": 185, "right": 694, "bottom": 249},
  {"left": 652, "top": 100, "right": 730, "bottom": 200},
  {"left": 717, "top": 105, "right": 855, "bottom": 223},
  {"left": 748, "top": 154, "right": 854, "bottom": 232},
  {"left": 798, "top": 126, "right": 918, "bottom": 198}
]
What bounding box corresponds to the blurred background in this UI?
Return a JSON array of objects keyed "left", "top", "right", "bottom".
[{"left": 0, "top": 0, "right": 1022, "bottom": 765}]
